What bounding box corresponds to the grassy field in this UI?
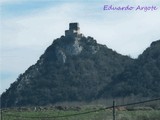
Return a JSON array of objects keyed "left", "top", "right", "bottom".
[{"left": 1, "top": 107, "right": 160, "bottom": 120}]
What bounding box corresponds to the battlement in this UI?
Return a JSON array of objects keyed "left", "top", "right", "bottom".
[{"left": 65, "top": 23, "right": 81, "bottom": 37}]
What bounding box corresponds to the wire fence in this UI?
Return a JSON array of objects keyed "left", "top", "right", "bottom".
[{"left": 1, "top": 97, "right": 160, "bottom": 120}]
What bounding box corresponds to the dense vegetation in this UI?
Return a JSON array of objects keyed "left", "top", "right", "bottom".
[
  {"left": 99, "top": 40, "right": 160, "bottom": 98},
  {"left": 1, "top": 36, "right": 132, "bottom": 107},
  {"left": 1, "top": 34, "right": 160, "bottom": 107}
]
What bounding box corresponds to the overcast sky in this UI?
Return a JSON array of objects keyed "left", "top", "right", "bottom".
[{"left": 1, "top": 0, "right": 160, "bottom": 94}]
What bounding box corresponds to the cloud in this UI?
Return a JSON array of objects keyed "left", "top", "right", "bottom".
[{"left": 79, "top": 8, "right": 160, "bottom": 57}]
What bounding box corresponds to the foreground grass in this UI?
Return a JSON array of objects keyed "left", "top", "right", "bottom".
[
  {"left": 1, "top": 108, "right": 160, "bottom": 120},
  {"left": 117, "top": 110, "right": 160, "bottom": 120}
]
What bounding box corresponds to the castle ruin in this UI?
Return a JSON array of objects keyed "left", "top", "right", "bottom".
[{"left": 65, "top": 23, "right": 82, "bottom": 37}]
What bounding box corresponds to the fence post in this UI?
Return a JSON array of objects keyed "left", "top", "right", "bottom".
[{"left": 113, "top": 100, "right": 116, "bottom": 120}]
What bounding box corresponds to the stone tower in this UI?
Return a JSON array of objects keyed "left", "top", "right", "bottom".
[{"left": 65, "top": 23, "right": 81, "bottom": 37}]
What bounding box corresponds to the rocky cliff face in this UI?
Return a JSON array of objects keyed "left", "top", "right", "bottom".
[{"left": 1, "top": 29, "right": 133, "bottom": 107}]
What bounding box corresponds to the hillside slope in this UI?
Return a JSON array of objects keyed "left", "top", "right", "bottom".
[
  {"left": 1, "top": 23, "right": 132, "bottom": 107},
  {"left": 99, "top": 40, "right": 160, "bottom": 98}
]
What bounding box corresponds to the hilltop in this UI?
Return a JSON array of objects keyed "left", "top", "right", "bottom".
[{"left": 1, "top": 23, "right": 160, "bottom": 107}]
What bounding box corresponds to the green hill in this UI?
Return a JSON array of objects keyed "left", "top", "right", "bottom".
[
  {"left": 99, "top": 40, "right": 160, "bottom": 98},
  {"left": 1, "top": 23, "right": 159, "bottom": 108}
]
